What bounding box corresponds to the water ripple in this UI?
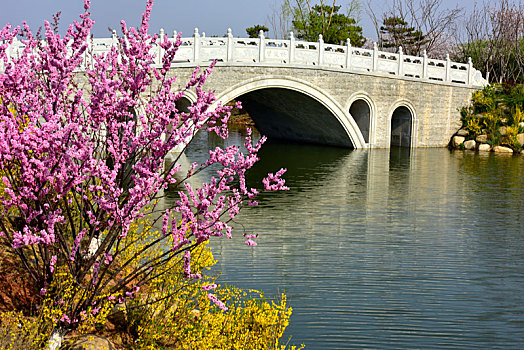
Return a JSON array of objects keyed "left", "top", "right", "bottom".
[{"left": 180, "top": 132, "right": 524, "bottom": 349}]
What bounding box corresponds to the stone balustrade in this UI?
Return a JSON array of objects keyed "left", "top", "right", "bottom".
[{"left": 1, "top": 28, "right": 488, "bottom": 87}]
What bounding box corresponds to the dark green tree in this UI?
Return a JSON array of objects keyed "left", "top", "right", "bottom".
[
  {"left": 292, "top": 4, "right": 365, "bottom": 46},
  {"left": 246, "top": 25, "right": 269, "bottom": 38},
  {"left": 380, "top": 16, "right": 428, "bottom": 55}
]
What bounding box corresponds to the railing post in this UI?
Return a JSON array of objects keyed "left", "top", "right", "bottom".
[
  {"left": 158, "top": 28, "right": 165, "bottom": 65},
  {"left": 445, "top": 53, "right": 450, "bottom": 82},
  {"left": 84, "top": 34, "right": 91, "bottom": 70},
  {"left": 289, "top": 31, "right": 295, "bottom": 64},
  {"left": 226, "top": 28, "right": 233, "bottom": 63},
  {"left": 9, "top": 37, "right": 17, "bottom": 66},
  {"left": 111, "top": 29, "right": 117, "bottom": 46},
  {"left": 193, "top": 28, "right": 200, "bottom": 63},
  {"left": 318, "top": 34, "right": 324, "bottom": 66},
  {"left": 372, "top": 42, "right": 378, "bottom": 71},
  {"left": 398, "top": 46, "right": 404, "bottom": 76},
  {"left": 422, "top": 49, "right": 428, "bottom": 79},
  {"left": 111, "top": 29, "right": 118, "bottom": 67},
  {"left": 345, "top": 38, "right": 352, "bottom": 70},
  {"left": 467, "top": 57, "right": 473, "bottom": 85},
  {"left": 259, "top": 30, "right": 265, "bottom": 63}
]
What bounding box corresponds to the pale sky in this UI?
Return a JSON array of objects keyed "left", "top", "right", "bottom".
[{"left": 0, "top": 0, "right": 474, "bottom": 40}]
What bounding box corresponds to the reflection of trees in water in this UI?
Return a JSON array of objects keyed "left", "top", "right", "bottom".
[{"left": 449, "top": 150, "right": 524, "bottom": 238}]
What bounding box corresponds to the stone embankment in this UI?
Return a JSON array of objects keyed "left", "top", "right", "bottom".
[{"left": 450, "top": 124, "right": 524, "bottom": 155}]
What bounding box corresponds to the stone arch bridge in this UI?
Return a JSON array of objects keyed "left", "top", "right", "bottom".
[
  {"left": 167, "top": 29, "right": 487, "bottom": 149},
  {"left": 4, "top": 29, "right": 488, "bottom": 149}
]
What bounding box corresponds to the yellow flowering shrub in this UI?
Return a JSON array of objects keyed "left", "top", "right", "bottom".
[
  {"left": 503, "top": 125, "right": 521, "bottom": 151},
  {"left": 113, "top": 210, "right": 303, "bottom": 349},
  {"left": 0, "top": 311, "right": 41, "bottom": 350},
  {"left": 472, "top": 90, "right": 495, "bottom": 113},
  {"left": 482, "top": 111, "right": 501, "bottom": 136},
  {"left": 179, "top": 288, "right": 301, "bottom": 350},
  {"left": 510, "top": 106, "right": 524, "bottom": 128},
  {"left": 0, "top": 203, "right": 302, "bottom": 349},
  {"left": 0, "top": 265, "right": 119, "bottom": 349},
  {"left": 464, "top": 115, "right": 482, "bottom": 137}
]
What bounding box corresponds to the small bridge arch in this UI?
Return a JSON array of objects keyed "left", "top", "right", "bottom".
[
  {"left": 388, "top": 100, "right": 417, "bottom": 148},
  {"left": 212, "top": 76, "right": 366, "bottom": 149},
  {"left": 346, "top": 92, "right": 377, "bottom": 147}
]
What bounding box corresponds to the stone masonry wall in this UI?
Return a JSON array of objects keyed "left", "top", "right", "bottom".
[{"left": 169, "top": 63, "right": 477, "bottom": 148}]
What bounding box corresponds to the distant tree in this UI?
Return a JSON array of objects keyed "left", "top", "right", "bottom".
[
  {"left": 246, "top": 24, "right": 269, "bottom": 38},
  {"left": 454, "top": 0, "right": 524, "bottom": 83},
  {"left": 367, "top": 0, "right": 462, "bottom": 58},
  {"left": 267, "top": 0, "right": 293, "bottom": 39},
  {"left": 380, "top": 15, "right": 427, "bottom": 55},
  {"left": 289, "top": 1, "right": 365, "bottom": 46}
]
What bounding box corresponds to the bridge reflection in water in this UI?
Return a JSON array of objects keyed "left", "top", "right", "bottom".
[{"left": 176, "top": 127, "right": 524, "bottom": 349}]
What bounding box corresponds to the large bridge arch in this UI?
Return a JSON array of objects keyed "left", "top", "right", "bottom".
[{"left": 211, "top": 76, "right": 366, "bottom": 149}]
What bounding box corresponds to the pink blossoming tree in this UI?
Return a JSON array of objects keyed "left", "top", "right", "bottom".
[{"left": 0, "top": 0, "right": 287, "bottom": 346}]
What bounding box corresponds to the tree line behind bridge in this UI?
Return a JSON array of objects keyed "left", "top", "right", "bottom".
[{"left": 246, "top": 0, "right": 524, "bottom": 85}]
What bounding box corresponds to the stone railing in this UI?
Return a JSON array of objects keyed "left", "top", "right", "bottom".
[{"left": 1, "top": 28, "right": 488, "bottom": 87}]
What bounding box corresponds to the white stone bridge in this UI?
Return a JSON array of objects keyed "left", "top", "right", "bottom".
[{"left": 3, "top": 29, "right": 488, "bottom": 149}]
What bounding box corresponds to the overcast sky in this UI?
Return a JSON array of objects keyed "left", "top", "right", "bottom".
[{"left": 0, "top": 0, "right": 473, "bottom": 40}]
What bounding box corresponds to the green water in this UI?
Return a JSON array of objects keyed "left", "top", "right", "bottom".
[{"left": 179, "top": 128, "right": 524, "bottom": 349}]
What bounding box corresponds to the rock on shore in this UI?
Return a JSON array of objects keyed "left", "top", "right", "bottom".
[{"left": 450, "top": 127, "right": 523, "bottom": 155}]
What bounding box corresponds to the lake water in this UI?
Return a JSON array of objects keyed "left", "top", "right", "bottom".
[{"left": 179, "top": 128, "right": 524, "bottom": 349}]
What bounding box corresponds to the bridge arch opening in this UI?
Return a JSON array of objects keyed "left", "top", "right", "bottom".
[
  {"left": 237, "top": 88, "right": 353, "bottom": 148},
  {"left": 390, "top": 106, "right": 413, "bottom": 147},
  {"left": 214, "top": 77, "right": 366, "bottom": 149},
  {"left": 175, "top": 96, "right": 192, "bottom": 113},
  {"left": 167, "top": 96, "right": 193, "bottom": 135},
  {"left": 349, "top": 99, "right": 371, "bottom": 144}
]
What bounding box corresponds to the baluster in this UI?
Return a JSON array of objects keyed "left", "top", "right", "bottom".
[
  {"left": 193, "top": 28, "right": 200, "bottom": 63},
  {"left": 445, "top": 53, "right": 450, "bottom": 82},
  {"left": 372, "top": 42, "right": 378, "bottom": 71},
  {"left": 467, "top": 57, "right": 473, "bottom": 85},
  {"left": 226, "top": 28, "right": 233, "bottom": 63},
  {"left": 158, "top": 28, "right": 165, "bottom": 65},
  {"left": 318, "top": 34, "right": 324, "bottom": 66},
  {"left": 346, "top": 38, "right": 352, "bottom": 70},
  {"left": 259, "top": 30, "right": 265, "bottom": 63},
  {"left": 422, "top": 50, "right": 428, "bottom": 79},
  {"left": 111, "top": 29, "right": 117, "bottom": 46},
  {"left": 83, "top": 34, "right": 91, "bottom": 70},
  {"left": 398, "top": 46, "right": 404, "bottom": 76},
  {"left": 289, "top": 32, "right": 295, "bottom": 64},
  {"left": 9, "top": 37, "right": 17, "bottom": 66}
]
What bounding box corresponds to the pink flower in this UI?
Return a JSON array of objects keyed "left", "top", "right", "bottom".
[
  {"left": 49, "top": 255, "right": 57, "bottom": 273},
  {"left": 104, "top": 253, "right": 112, "bottom": 265},
  {"left": 207, "top": 293, "right": 228, "bottom": 311},
  {"left": 202, "top": 284, "right": 217, "bottom": 291}
]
